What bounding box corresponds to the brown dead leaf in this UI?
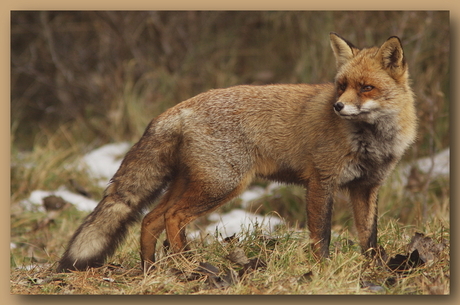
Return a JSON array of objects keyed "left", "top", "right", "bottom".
[
  {"left": 223, "top": 233, "right": 239, "bottom": 243},
  {"left": 227, "top": 247, "right": 266, "bottom": 276},
  {"left": 238, "top": 257, "right": 267, "bottom": 277},
  {"left": 383, "top": 232, "right": 447, "bottom": 273},
  {"left": 407, "top": 232, "right": 447, "bottom": 263},
  {"left": 172, "top": 262, "right": 237, "bottom": 290},
  {"left": 43, "top": 195, "right": 68, "bottom": 211},
  {"left": 227, "top": 247, "right": 250, "bottom": 265},
  {"left": 32, "top": 196, "right": 70, "bottom": 232},
  {"left": 298, "top": 271, "right": 313, "bottom": 283},
  {"left": 196, "top": 262, "right": 219, "bottom": 277},
  {"left": 386, "top": 249, "right": 425, "bottom": 272}
]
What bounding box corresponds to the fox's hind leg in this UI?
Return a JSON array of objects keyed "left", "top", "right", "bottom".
[
  {"left": 140, "top": 174, "right": 193, "bottom": 269},
  {"left": 162, "top": 176, "right": 253, "bottom": 259},
  {"left": 140, "top": 192, "right": 174, "bottom": 270},
  {"left": 164, "top": 191, "right": 242, "bottom": 255},
  {"left": 140, "top": 176, "right": 250, "bottom": 270}
]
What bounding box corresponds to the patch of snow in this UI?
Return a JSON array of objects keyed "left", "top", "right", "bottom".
[
  {"left": 18, "top": 143, "right": 132, "bottom": 213},
  {"left": 393, "top": 148, "right": 450, "bottom": 186},
  {"left": 266, "top": 182, "right": 284, "bottom": 193},
  {"left": 21, "top": 186, "right": 98, "bottom": 212},
  {"left": 80, "top": 142, "right": 131, "bottom": 187},
  {"left": 238, "top": 183, "right": 285, "bottom": 208},
  {"left": 189, "top": 209, "right": 283, "bottom": 240},
  {"left": 415, "top": 148, "right": 449, "bottom": 177},
  {"left": 239, "top": 186, "right": 266, "bottom": 208}
]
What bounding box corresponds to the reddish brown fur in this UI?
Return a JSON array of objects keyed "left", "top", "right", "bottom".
[{"left": 57, "top": 33, "right": 416, "bottom": 272}]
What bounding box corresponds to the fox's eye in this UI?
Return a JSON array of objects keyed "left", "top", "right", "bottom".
[
  {"left": 361, "top": 85, "right": 374, "bottom": 92},
  {"left": 338, "top": 83, "right": 347, "bottom": 91}
]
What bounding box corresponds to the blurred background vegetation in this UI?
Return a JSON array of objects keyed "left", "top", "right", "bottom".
[
  {"left": 11, "top": 11, "right": 449, "bottom": 227},
  {"left": 11, "top": 11, "right": 449, "bottom": 150}
]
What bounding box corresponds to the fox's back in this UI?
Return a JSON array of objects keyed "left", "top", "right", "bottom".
[
  {"left": 159, "top": 83, "right": 342, "bottom": 184},
  {"left": 175, "top": 83, "right": 338, "bottom": 143}
]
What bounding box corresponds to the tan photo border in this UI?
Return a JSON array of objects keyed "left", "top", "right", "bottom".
[{"left": 3, "top": 1, "right": 456, "bottom": 304}]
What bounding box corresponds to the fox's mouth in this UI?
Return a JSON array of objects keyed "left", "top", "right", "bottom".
[{"left": 334, "top": 109, "right": 371, "bottom": 118}]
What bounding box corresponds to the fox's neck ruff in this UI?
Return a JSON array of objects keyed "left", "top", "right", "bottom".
[{"left": 348, "top": 115, "right": 403, "bottom": 164}]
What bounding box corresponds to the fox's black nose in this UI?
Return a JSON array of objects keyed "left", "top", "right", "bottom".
[{"left": 334, "top": 102, "right": 344, "bottom": 112}]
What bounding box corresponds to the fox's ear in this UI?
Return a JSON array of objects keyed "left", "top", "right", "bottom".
[
  {"left": 330, "top": 32, "right": 357, "bottom": 69},
  {"left": 376, "top": 36, "right": 407, "bottom": 79}
]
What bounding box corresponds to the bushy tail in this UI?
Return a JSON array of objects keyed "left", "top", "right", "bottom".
[
  {"left": 57, "top": 120, "right": 178, "bottom": 272},
  {"left": 57, "top": 200, "right": 133, "bottom": 271},
  {"left": 56, "top": 188, "right": 164, "bottom": 272}
]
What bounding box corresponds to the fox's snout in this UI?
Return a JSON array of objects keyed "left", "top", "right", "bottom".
[
  {"left": 333, "top": 99, "right": 381, "bottom": 122},
  {"left": 333, "top": 102, "right": 345, "bottom": 112}
]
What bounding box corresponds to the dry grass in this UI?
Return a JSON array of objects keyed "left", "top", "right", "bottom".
[
  {"left": 10, "top": 163, "right": 450, "bottom": 295},
  {"left": 10, "top": 214, "right": 450, "bottom": 295}
]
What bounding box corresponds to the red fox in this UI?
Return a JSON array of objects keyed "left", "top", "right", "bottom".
[{"left": 57, "top": 33, "right": 417, "bottom": 272}]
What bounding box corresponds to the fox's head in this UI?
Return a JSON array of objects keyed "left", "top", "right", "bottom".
[{"left": 329, "top": 33, "right": 411, "bottom": 124}]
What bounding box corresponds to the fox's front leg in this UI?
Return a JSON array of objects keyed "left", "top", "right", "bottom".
[
  {"left": 348, "top": 184, "right": 379, "bottom": 256},
  {"left": 305, "top": 178, "right": 334, "bottom": 259}
]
